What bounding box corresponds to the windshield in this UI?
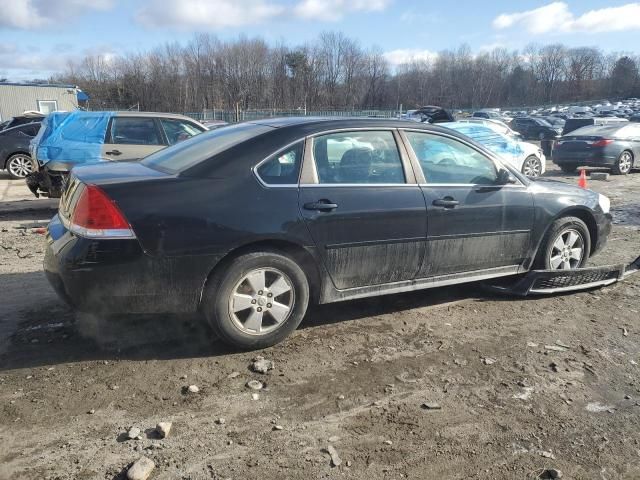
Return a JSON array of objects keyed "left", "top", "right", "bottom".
[
  {"left": 536, "top": 118, "right": 552, "bottom": 127},
  {"left": 142, "top": 122, "right": 273, "bottom": 174}
]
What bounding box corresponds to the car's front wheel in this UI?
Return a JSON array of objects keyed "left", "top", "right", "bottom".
[
  {"left": 612, "top": 150, "right": 633, "bottom": 175},
  {"left": 535, "top": 216, "right": 591, "bottom": 270},
  {"left": 522, "top": 155, "right": 542, "bottom": 177},
  {"left": 202, "top": 251, "right": 310, "bottom": 349},
  {"left": 6, "top": 153, "right": 33, "bottom": 179}
]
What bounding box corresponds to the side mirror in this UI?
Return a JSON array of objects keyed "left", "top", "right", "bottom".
[{"left": 497, "top": 168, "right": 516, "bottom": 185}]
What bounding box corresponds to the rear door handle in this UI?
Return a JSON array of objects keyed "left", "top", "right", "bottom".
[
  {"left": 304, "top": 200, "right": 338, "bottom": 211},
  {"left": 105, "top": 149, "right": 122, "bottom": 156},
  {"left": 432, "top": 198, "right": 459, "bottom": 208}
]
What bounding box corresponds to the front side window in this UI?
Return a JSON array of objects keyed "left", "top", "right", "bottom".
[
  {"left": 110, "top": 117, "right": 161, "bottom": 145},
  {"left": 312, "top": 130, "right": 405, "bottom": 184},
  {"left": 256, "top": 142, "right": 303, "bottom": 185},
  {"left": 160, "top": 118, "right": 205, "bottom": 145},
  {"left": 404, "top": 131, "right": 498, "bottom": 185}
]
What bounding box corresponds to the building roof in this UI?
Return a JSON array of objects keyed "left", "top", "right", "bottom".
[{"left": 0, "top": 82, "right": 80, "bottom": 89}]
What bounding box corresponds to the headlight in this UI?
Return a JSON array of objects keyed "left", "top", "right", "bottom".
[{"left": 598, "top": 193, "right": 610, "bottom": 214}]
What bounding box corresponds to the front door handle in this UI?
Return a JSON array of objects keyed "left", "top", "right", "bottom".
[
  {"left": 105, "top": 149, "right": 122, "bottom": 156},
  {"left": 432, "top": 197, "right": 459, "bottom": 208},
  {"left": 304, "top": 200, "right": 338, "bottom": 211}
]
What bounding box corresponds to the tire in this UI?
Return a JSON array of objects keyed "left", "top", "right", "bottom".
[
  {"left": 522, "top": 155, "right": 543, "bottom": 177},
  {"left": 202, "top": 251, "right": 310, "bottom": 349},
  {"left": 611, "top": 150, "right": 633, "bottom": 175},
  {"left": 560, "top": 164, "right": 577, "bottom": 174},
  {"left": 534, "top": 216, "right": 591, "bottom": 270},
  {"left": 6, "top": 153, "right": 33, "bottom": 179}
]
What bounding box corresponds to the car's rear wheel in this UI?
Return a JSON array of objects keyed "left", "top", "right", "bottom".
[
  {"left": 202, "top": 251, "right": 309, "bottom": 349},
  {"left": 612, "top": 150, "right": 633, "bottom": 175},
  {"left": 560, "top": 164, "right": 577, "bottom": 173},
  {"left": 534, "top": 216, "right": 591, "bottom": 270},
  {"left": 522, "top": 155, "right": 542, "bottom": 177},
  {"left": 6, "top": 154, "right": 33, "bottom": 179}
]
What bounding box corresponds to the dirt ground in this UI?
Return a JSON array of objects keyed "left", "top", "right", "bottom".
[{"left": 1, "top": 164, "right": 639, "bottom": 480}]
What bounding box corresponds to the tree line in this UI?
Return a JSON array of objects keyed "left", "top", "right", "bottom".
[{"left": 55, "top": 32, "right": 640, "bottom": 113}]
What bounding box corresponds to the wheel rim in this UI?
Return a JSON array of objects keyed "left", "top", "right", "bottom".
[
  {"left": 523, "top": 157, "right": 542, "bottom": 177},
  {"left": 618, "top": 152, "right": 632, "bottom": 173},
  {"left": 549, "top": 228, "right": 584, "bottom": 270},
  {"left": 228, "top": 268, "right": 295, "bottom": 335},
  {"left": 8, "top": 155, "right": 33, "bottom": 178}
]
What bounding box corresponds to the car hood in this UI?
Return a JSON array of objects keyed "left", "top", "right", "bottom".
[{"left": 529, "top": 177, "right": 599, "bottom": 201}]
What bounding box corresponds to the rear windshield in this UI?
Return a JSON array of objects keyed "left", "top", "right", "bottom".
[{"left": 142, "top": 122, "right": 273, "bottom": 173}]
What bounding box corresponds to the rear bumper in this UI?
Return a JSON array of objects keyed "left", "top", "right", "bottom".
[
  {"left": 44, "top": 214, "right": 221, "bottom": 314},
  {"left": 552, "top": 152, "right": 618, "bottom": 167}
]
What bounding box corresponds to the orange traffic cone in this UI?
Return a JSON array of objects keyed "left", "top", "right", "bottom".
[{"left": 578, "top": 169, "right": 588, "bottom": 189}]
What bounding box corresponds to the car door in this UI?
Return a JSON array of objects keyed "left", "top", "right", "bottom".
[
  {"left": 400, "top": 129, "right": 534, "bottom": 277},
  {"left": 102, "top": 116, "right": 166, "bottom": 161},
  {"left": 299, "top": 129, "right": 427, "bottom": 290}
]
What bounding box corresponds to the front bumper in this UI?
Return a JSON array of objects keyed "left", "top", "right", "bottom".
[
  {"left": 44, "top": 214, "right": 221, "bottom": 314},
  {"left": 484, "top": 254, "right": 640, "bottom": 296}
]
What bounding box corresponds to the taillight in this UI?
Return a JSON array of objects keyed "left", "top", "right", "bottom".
[
  {"left": 68, "top": 184, "right": 135, "bottom": 239},
  {"left": 593, "top": 139, "right": 614, "bottom": 147}
]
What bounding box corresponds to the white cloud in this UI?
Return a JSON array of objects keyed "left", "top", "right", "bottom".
[
  {"left": 383, "top": 49, "right": 438, "bottom": 67},
  {"left": 0, "top": 0, "right": 114, "bottom": 30},
  {"left": 136, "top": 0, "right": 286, "bottom": 29},
  {"left": 294, "top": 0, "right": 391, "bottom": 22},
  {"left": 493, "top": 1, "right": 640, "bottom": 34}
]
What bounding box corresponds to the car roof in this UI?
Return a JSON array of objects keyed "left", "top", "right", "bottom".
[
  {"left": 114, "top": 111, "right": 200, "bottom": 121},
  {"left": 247, "top": 116, "right": 451, "bottom": 132},
  {"left": 568, "top": 125, "right": 623, "bottom": 136}
]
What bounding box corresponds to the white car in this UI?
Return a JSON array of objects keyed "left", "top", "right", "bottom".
[{"left": 442, "top": 122, "right": 546, "bottom": 178}]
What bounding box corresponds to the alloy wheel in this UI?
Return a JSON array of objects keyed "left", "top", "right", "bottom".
[
  {"left": 549, "top": 228, "right": 584, "bottom": 270},
  {"left": 228, "top": 268, "right": 295, "bottom": 335},
  {"left": 523, "top": 156, "right": 542, "bottom": 177},
  {"left": 7, "top": 155, "right": 33, "bottom": 178},
  {"left": 618, "top": 152, "right": 632, "bottom": 174}
]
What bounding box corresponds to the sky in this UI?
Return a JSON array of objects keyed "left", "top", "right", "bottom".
[{"left": 1, "top": 0, "right": 640, "bottom": 81}]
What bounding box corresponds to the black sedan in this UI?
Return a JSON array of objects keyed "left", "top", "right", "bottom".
[
  {"left": 552, "top": 124, "right": 640, "bottom": 174},
  {"left": 45, "top": 118, "right": 612, "bottom": 349},
  {"left": 511, "top": 117, "right": 562, "bottom": 140},
  {"left": 0, "top": 122, "right": 41, "bottom": 179}
]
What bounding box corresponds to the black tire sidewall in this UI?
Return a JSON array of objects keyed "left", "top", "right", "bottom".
[
  {"left": 203, "top": 252, "right": 309, "bottom": 350},
  {"left": 535, "top": 216, "right": 591, "bottom": 270}
]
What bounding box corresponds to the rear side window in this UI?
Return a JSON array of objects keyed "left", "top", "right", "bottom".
[
  {"left": 312, "top": 130, "right": 405, "bottom": 184},
  {"left": 160, "top": 118, "right": 204, "bottom": 145},
  {"left": 110, "top": 117, "right": 161, "bottom": 145},
  {"left": 405, "top": 131, "right": 497, "bottom": 185},
  {"left": 142, "top": 123, "right": 273, "bottom": 174},
  {"left": 256, "top": 142, "right": 303, "bottom": 185}
]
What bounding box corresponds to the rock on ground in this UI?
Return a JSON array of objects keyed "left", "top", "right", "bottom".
[
  {"left": 127, "top": 456, "right": 155, "bottom": 480},
  {"left": 156, "top": 422, "right": 172, "bottom": 438},
  {"left": 251, "top": 356, "right": 274, "bottom": 374}
]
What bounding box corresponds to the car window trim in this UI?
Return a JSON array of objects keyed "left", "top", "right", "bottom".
[
  {"left": 299, "top": 127, "right": 417, "bottom": 186},
  {"left": 252, "top": 139, "right": 306, "bottom": 188},
  {"left": 398, "top": 128, "right": 527, "bottom": 188}
]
